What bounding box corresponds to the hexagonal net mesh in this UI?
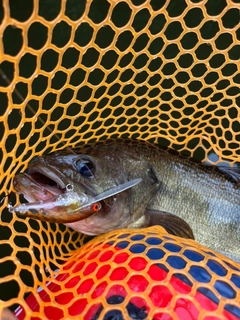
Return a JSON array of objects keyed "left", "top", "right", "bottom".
[{"left": 0, "top": 0, "right": 239, "bottom": 319}]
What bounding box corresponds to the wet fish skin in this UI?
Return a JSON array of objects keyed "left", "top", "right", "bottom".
[
  {"left": 12, "top": 140, "right": 159, "bottom": 230},
  {"left": 12, "top": 139, "right": 240, "bottom": 262}
]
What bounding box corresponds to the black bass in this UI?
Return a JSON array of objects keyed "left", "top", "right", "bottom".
[{"left": 11, "top": 139, "right": 240, "bottom": 262}]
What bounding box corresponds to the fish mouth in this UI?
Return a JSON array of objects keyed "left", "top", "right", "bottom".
[
  {"left": 11, "top": 169, "right": 102, "bottom": 223},
  {"left": 27, "top": 167, "right": 96, "bottom": 197},
  {"left": 26, "top": 166, "right": 67, "bottom": 195}
]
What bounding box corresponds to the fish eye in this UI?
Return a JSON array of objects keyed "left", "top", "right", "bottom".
[{"left": 76, "top": 159, "right": 95, "bottom": 178}]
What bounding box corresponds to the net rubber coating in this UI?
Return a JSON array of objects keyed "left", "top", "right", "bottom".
[
  {"left": 13, "top": 227, "right": 240, "bottom": 320},
  {"left": 0, "top": 0, "right": 239, "bottom": 319}
]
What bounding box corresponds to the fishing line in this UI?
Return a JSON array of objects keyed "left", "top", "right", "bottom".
[
  {"left": 0, "top": 191, "right": 22, "bottom": 207},
  {"left": 0, "top": 193, "right": 9, "bottom": 205},
  {"left": 1, "top": 67, "right": 137, "bottom": 208},
  {"left": 0, "top": 67, "right": 77, "bottom": 156},
  {"left": 0, "top": 67, "right": 104, "bottom": 198}
]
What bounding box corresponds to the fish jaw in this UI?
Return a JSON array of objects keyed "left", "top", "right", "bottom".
[
  {"left": 13, "top": 173, "right": 57, "bottom": 203},
  {"left": 11, "top": 172, "right": 100, "bottom": 223},
  {"left": 64, "top": 191, "right": 148, "bottom": 235}
]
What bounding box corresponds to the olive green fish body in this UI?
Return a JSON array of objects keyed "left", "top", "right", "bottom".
[
  {"left": 145, "top": 147, "right": 240, "bottom": 262},
  {"left": 12, "top": 139, "right": 240, "bottom": 262}
]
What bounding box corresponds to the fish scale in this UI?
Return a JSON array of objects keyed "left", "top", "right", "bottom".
[{"left": 11, "top": 139, "right": 240, "bottom": 262}]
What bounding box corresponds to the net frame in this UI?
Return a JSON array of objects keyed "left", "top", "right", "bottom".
[{"left": 0, "top": 0, "right": 239, "bottom": 318}]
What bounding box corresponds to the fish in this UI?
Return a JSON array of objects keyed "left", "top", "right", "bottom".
[{"left": 10, "top": 139, "right": 240, "bottom": 262}]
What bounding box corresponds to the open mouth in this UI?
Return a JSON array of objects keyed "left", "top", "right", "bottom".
[
  {"left": 27, "top": 165, "right": 97, "bottom": 198},
  {"left": 27, "top": 170, "right": 66, "bottom": 195},
  {"left": 11, "top": 171, "right": 102, "bottom": 220},
  {"left": 31, "top": 172, "right": 60, "bottom": 188}
]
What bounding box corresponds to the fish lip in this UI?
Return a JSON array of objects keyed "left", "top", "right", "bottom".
[
  {"left": 27, "top": 164, "right": 98, "bottom": 198},
  {"left": 19, "top": 172, "right": 57, "bottom": 196},
  {"left": 27, "top": 165, "right": 66, "bottom": 191}
]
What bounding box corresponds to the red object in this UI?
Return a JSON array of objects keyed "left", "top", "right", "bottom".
[{"left": 14, "top": 236, "right": 240, "bottom": 320}]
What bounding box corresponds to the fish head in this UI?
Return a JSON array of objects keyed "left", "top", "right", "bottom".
[{"left": 12, "top": 140, "right": 160, "bottom": 233}]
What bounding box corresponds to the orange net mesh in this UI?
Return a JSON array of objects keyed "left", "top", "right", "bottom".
[
  {"left": 9, "top": 227, "right": 240, "bottom": 319},
  {"left": 0, "top": 0, "right": 239, "bottom": 319}
]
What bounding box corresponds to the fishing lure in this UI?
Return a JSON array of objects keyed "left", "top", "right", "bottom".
[{"left": 8, "top": 179, "right": 142, "bottom": 223}]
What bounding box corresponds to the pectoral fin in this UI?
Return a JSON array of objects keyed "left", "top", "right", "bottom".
[
  {"left": 217, "top": 166, "right": 240, "bottom": 185},
  {"left": 144, "top": 209, "right": 195, "bottom": 240}
]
